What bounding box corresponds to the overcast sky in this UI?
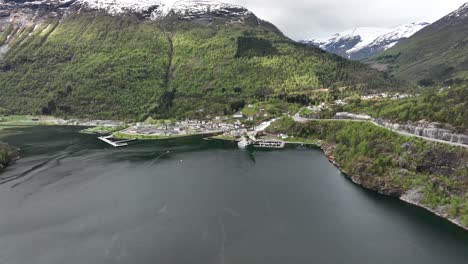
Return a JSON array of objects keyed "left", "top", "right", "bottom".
[{"left": 166, "top": 0, "right": 467, "bottom": 40}]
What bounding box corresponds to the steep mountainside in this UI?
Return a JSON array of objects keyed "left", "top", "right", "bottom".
[
  {"left": 0, "top": 0, "right": 399, "bottom": 120},
  {"left": 367, "top": 3, "right": 468, "bottom": 84},
  {"left": 304, "top": 23, "right": 429, "bottom": 61}
]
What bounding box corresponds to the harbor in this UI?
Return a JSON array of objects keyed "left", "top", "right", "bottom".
[{"left": 92, "top": 117, "right": 319, "bottom": 150}]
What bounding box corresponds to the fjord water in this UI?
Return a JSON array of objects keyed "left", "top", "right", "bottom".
[{"left": 0, "top": 127, "right": 467, "bottom": 264}]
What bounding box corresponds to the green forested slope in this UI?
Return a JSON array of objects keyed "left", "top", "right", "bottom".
[
  {"left": 166, "top": 20, "right": 393, "bottom": 118},
  {"left": 367, "top": 4, "right": 468, "bottom": 85},
  {"left": 0, "top": 13, "right": 170, "bottom": 120},
  {"left": 0, "top": 11, "right": 399, "bottom": 120},
  {"left": 341, "top": 84, "right": 468, "bottom": 129}
]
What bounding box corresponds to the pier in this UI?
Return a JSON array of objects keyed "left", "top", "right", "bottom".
[
  {"left": 98, "top": 135, "right": 136, "bottom": 147},
  {"left": 253, "top": 139, "right": 286, "bottom": 149},
  {"left": 238, "top": 137, "right": 286, "bottom": 149}
]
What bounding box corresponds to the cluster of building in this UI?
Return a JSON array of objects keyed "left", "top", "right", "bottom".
[
  {"left": 299, "top": 100, "right": 347, "bottom": 119},
  {"left": 361, "top": 93, "right": 413, "bottom": 101},
  {"left": 120, "top": 119, "right": 245, "bottom": 137}
]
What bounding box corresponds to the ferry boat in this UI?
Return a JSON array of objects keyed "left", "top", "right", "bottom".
[{"left": 237, "top": 137, "right": 251, "bottom": 149}]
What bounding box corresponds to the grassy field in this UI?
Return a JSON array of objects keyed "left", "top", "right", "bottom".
[
  {"left": 80, "top": 126, "right": 127, "bottom": 135},
  {"left": 282, "top": 137, "right": 322, "bottom": 146},
  {"left": 0, "top": 115, "right": 47, "bottom": 126}
]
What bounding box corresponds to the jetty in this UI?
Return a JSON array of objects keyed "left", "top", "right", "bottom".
[
  {"left": 98, "top": 135, "right": 136, "bottom": 147},
  {"left": 253, "top": 139, "right": 285, "bottom": 149},
  {"left": 238, "top": 137, "right": 286, "bottom": 149}
]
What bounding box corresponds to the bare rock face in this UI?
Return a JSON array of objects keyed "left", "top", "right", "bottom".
[
  {"left": 0, "top": 1, "right": 77, "bottom": 36},
  {"left": 376, "top": 119, "right": 468, "bottom": 145}
]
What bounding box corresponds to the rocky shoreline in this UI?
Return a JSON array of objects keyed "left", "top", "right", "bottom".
[
  {"left": 0, "top": 143, "right": 20, "bottom": 172},
  {"left": 400, "top": 189, "right": 468, "bottom": 231},
  {"left": 320, "top": 143, "right": 468, "bottom": 232}
]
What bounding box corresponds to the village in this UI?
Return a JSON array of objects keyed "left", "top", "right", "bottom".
[{"left": 115, "top": 119, "right": 247, "bottom": 139}]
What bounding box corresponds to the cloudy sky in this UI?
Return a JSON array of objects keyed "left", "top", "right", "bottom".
[{"left": 166, "top": 0, "right": 467, "bottom": 40}]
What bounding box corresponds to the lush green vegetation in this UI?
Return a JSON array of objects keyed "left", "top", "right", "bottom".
[
  {"left": 0, "top": 12, "right": 401, "bottom": 120},
  {"left": 268, "top": 117, "right": 468, "bottom": 227},
  {"left": 340, "top": 85, "right": 468, "bottom": 129},
  {"left": 0, "top": 143, "right": 18, "bottom": 172},
  {"left": 368, "top": 12, "right": 468, "bottom": 84},
  {"left": 0, "top": 14, "right": 170, "bottom": 121},
  {"left": 0, "top": 115, "right": 56, "bottom": 126},
  {"left": 167, "top": 21, "right": 400, "bottom": 119},
  {"left": 80, "top": 126, "right": 127, "bottom": 135}
]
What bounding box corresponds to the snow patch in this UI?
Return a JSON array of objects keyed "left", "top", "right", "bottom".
[
  {"left": 447, "top": 2, "right": 468, "bottom": 19},
  {"left": 169, "top": 0, "right": 250, "bottom": 18},
  {"left": 368, "top": 22, "right": 429, "bottom": 49},
  {"left": 307, "top": 22, "right": 429, "bottom": 56},
  {"left": 77, "top": 0, "right": 165, "bottom": 16},
  {"left": 344, "top": 27, "right": 393, "bottom": 53},
  {"left": 4, "top": 0, "right": 253, "bottom": 20}
]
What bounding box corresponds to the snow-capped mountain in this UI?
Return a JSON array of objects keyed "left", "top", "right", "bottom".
[
  {"left": 0, "top": 0, "right": 270, "bottom": 60},
  {"left": 0, "top": 0, "right": 252, "bottom": 20},
  {"left": 303, "top": 22, "right": 429, "bottom": 60},
  {"left": 169, "top": 0, "right": 251, "bottom": 19},
  {"left": 367, "top": 2, "right": 468, "bottom": 83},
  {"left": 446, "top": 2, "right": 468, "bottom": 19},
  {"left": 77, "top": 0, "right": 165, "bottom": 17},
  {"left": 0, "top": 0, "right": 259, "bottom": 43}
]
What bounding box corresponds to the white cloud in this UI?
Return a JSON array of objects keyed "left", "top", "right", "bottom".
[{"left": 162, "top": 0, "right": 467, "bottom": 40}]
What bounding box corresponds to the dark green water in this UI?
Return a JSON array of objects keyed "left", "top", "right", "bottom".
[{"left": 0, "top": 126, "right": 467, "bottom": 264}]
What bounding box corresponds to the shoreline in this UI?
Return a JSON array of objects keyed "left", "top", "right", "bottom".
[
  {"left": 113, "top": 131, "right": 224, "bottom": 140},
  {"left": 2, "top": 121, "right": 467, "bottom": 231},
  {"left": 320, "top": 146, "right": 468, "bottom": 232}
]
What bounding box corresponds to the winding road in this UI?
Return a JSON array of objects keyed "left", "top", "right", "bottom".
[{"left": 292, "top": 114, "right": 468, "bottom": 149}]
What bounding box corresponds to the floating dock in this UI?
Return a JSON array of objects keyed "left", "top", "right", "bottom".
[
  {"left": 98, "top": 135, "right": 136, "bottom": 147},
  {"left": 253, "top": 139, "right": 286, "bottom": 149},
  {"left": 238, "top": 138, "right": 286, "bottom": 149}
]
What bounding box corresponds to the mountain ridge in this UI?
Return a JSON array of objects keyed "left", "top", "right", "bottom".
[
  {"left": 0, "top": 0, "right": 400, "bottom": 120},
  {"left": 367, "top": 2, "right": 468, "bottom": 84},
  {"left": 303, "top": 22, "right": 429, "bottom": 60}
]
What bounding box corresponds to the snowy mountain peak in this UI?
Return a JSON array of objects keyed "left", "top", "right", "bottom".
[
  {"left": 0, "top": 0, "right": 166, "bottom": 17},
  {"left": 304, "top": 22, "right": 429, "bottom": 60},
  {"left": 168, "top": 0, "right": 251, "bottom": 19},
  {"left": 77, "top": 0, "right": 165, "bottom": 16},
  {"left": 446, "top": 1, "right": 468, "bottom": 19},
  {"left": 0, "top": 0, "right": 252, "bottom": 20},
  {"left": 362, "top": 22, "right": 429, "bottom": 51},
  {"left": 171, "top": 0, "right": 246, "bottom": 12}
]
